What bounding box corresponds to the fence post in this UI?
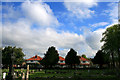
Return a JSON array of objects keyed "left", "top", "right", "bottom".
[{"left": 26, "top": 65, "right": 29, "bottom": 80}]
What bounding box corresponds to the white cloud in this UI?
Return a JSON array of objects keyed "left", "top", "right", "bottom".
[
  {"left": 64, "top": 0, "right": 97, "bottom": 19},
  {"left": 2, "top": 2, "right": 59, "bottom": 27},
  {"left": 2, "top": 20, "right": 105, "bottom": 58},
  {"left": 2, "top": 1, "right": 108, "bottom": 58},
  {"left": 21, "top": 2, "right": 59, "bottom": 27},
  {"left": 84, "top": 28, "right": 105, "bottom": 50},
  {"left": 91, "top": 22, "right": 109, "bottom": 27},
  {"left": 2, "top": 21, "right": 84, "bottom": 58}
]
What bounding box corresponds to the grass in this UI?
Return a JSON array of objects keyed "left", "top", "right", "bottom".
[
  {"left": 29, "top": 69, "right": 119, "bottom": 80},
  {"left": 2, "top": 69, "right": 120, "bottom": 80}
]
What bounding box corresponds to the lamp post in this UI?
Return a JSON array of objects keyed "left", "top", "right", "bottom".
[{"left": 6, "top": 50, "right": 15, "bottom": 80}]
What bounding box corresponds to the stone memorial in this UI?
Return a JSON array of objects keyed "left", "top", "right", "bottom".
[
  {"left": 3, "top": 72, "right": 6, "bottom": 80},
  {"left": 22, "top": 72, "right": 25, "bottom": 80}
]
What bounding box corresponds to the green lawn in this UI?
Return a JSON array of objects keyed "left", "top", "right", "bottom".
[
  {"left": 29, "top": 69, "right": 119, "bottom": 80},
  {"left": 2, "top": 69, "right": 120, "bottom": 80}
]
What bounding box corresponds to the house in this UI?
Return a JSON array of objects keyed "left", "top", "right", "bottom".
[
  {"left": 58, "top": 56, "right": 65, "bottom": 65},
  {"left": 79, "top": 56, "right": 90, "bottom": 68},
  {"left": 26, "top": 55, "right": 42, "bottom": 65},
  {"left": 56, "top": 56, "right": 66, "bottom": 68}
]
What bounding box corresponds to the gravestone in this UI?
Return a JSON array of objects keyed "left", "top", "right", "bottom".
[
  {"left": 19, "top": 73, "right": 21, "bottom": 77},
  {"left": 32, "top": 70, "right": 34, "bottom": 73},
  {"left": 14, "top": 72, "right": 17, "bottom": 78},
  {"left": 16, "top": 70, "right": 19, "bottom": 78},
  {"left": 3, "top": 72, "right": 6, "bottom": 80},
  {"left": 40, "top": 69, "right": 42, "bottom": 71},
  {"left": 22, "top": 72, "right": 25, "bottom": 80},
  {"left": 37, "top": 69, "right": 39, "bottom": 72}
]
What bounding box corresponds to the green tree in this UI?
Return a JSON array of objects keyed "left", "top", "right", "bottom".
[
  {"left": 40, "top": 46, "right": 59, "bottom": 68},
  {"left": 92, "top": 50, "right": 110, "bottom": 68},
  {"left": 65, "top": 48, "right": 80, "bottom": 68},
  {"left": 82, "top": 54, "right": 87, "bottom": 59},
  {"left": 101, "top": 24, "right": 120, "bottom": 68},
  {"left": 2, "top": 46, "right": 25, "bottom": 68}
]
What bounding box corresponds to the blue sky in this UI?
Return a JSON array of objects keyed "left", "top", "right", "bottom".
[{"left": 1, "top": 1, "right": 118, "bottom": 58}]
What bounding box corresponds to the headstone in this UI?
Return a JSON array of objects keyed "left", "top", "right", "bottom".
[
  {"left": 3, "top": 72, "right": 6, "bottom": 80},
  {"left": 14, "top": 72, "right": 17, "bottom": 78},
  {"left": 40, "top": 69, "right": 42, "bottom": 71},
  {"left": 32, "top": 70, "right": 34, "bottom": 73},
  {"left": 22, "top": 72, "right": 25, "bottom": 79},
  {"left": 88, "top": 70, "right": 90, "bottom": 73},
  {"left": 21, "top": 68, "right": 24, "bottom": 73},
  {"left": 19, "top": 73, "right": 21, "bottom": 77},
  {"left": 16, "top": 71, "right": 18, "bottom": 77},
  {"left": 37, "top": 69, "right": 39, "bottom": 72},
  {"left": 14, "top": 72, "right": 16, "bottom": 76}
]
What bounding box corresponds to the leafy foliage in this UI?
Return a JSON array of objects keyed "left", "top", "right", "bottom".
[
  {"left": 92, "top": 50, "right": 110, "bottom": 68},
  {"left": 101, "top": 24, "right": 120, "bottom": 67},
  {"left": 2, "top": 46, "right": 25, "bottom": 67},
  {"left": 40, "top": 46, "right": 59, "bottom": 67},
  {"left": 82, "top": 54, "right": 87, "bottom": 59},
  {"left": 65, "top": 48, "right": 80, "bottom": 67}
]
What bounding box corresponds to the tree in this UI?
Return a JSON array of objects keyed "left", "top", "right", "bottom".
[
  {"left": 92, "top": 50, "right": 110, "bottom": 68},
  {"left": 101, "top": 24, "right": 120, "bottom": 68},
  {"left": 40, "top": 46, "right": 59, "bottom": 68},
  {"left": 65, "top": 48, "right": 80, "bottom": 68},
  {"left": 82, "top": 54, "right": 87, "bottom": 59},
  {"left": 2, "top": 46, "right": 25, "bottom": 68}
]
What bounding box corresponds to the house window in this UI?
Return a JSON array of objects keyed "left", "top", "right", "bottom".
[
  {"left": 83, "top": 61, "right": 86, "bottom": 63},
  {"left": 60, "top": 61, "right": 63, "bottom": 63}
]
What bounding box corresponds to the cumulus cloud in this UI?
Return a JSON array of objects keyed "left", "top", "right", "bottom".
[
  {"left": 84, "top": 28, "right": 105, "bottom": 50},
  {"left": 2, "top": 1, "right": 106, "bottom": 58},
  {"left": 2, "top": 19, "right": 105, "bottom": 58},
  {"left": 64, "top": 0, "right": 97, "bottom": 19},
  {"left": 2, "top": 2, "right": 59, "bottom": 27},
  {"left": 2, "top": 21, "right": 85, "bottom": 58},
  {"left": 21, "top": 2, "right": 59, "bottom": 27}
]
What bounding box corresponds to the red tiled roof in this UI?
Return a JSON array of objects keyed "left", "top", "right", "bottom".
[
  {"left": 26, "top": 55, "right": 42, "bottom": 61},
  {"left": 59, "top": 56, "right": 65, "bottom": 61},
  {"left": 80, "top": 57, "right": 89, "bottom": 61}
]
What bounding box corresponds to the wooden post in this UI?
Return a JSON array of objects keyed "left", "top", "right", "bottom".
[{"left": 26, "top": 65, "right": 29, "bottom": 79}]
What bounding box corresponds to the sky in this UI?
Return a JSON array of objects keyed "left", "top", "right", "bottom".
[{"left": 1, "top": 0, "right": 119, "bottom": 58}]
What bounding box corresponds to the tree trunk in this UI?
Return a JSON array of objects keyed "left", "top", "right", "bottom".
[
  {"left": 74, "top": 64, "right": 76, "bottom": 69},
  {"left": 70, "top": 64, "right": 72, "bottom": 69},
  {"left": 111, "top": 52, "right": 115, "bottom": 68},
  {"left": 117, "top": 48, "right": 120, "bottom": 68},
  {"left": 100, "top": 64, "right": 103, "bottom": 68}
]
